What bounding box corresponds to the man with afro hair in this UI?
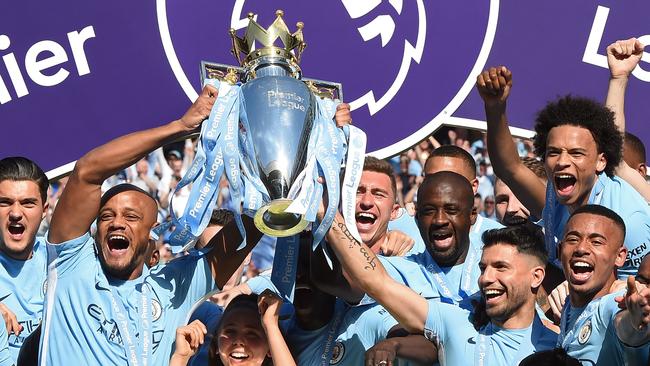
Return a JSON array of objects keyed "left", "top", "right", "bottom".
[{"left": 475, "top": 65, "right": 650, "bottom": 279}]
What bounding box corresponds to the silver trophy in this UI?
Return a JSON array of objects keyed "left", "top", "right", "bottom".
[{"left": 200, "top": 10, "right": 342, "bottom": 237}]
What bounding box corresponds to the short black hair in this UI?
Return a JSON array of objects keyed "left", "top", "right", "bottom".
[
  {"left": 570, "top": 204, "right": 626, "bottom": 239},
  {"left": 518, "top": 348, "right": 580, "bottom": 366},
  {"left": 0, "top": 157, "right": 49, "bottom": 203},
  {"left": 482, "top": 223, "right": 548, "bottom": 265},
  {"left": 100, "top": 183, "right": 157, "bottom": 209},
  {"left": 209, "top": 209, "right": 233, "bottom": 227},
  {"left": 363, "top": 156, "right": 397, "bottom": 200},
  {"left": 533, "top": 95, "right": 623, "bottom": 177},
  {"left": 426, "top": 145, "right": 477, "bottom": 178},
  {"left": 624, "top": 131, "right": 646, "bottom": 167},
  {"left": 420, "top": 171, "right": 474, "bottom": 209}
]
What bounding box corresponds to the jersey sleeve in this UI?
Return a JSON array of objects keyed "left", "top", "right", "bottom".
[
  {"left": 424, "top": 300, "right": 464, "bottom": 343},
  {"left": 362, "top": 305, "right": 400, "bottom": 345},
  {"left": 45, "top": 232, "right": 95, "bottom": 278}
]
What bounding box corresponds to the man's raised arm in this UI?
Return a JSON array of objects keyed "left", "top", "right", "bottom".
[
  {"left": 325, "top": 213, "right": 428, "bottom": 333},
  {"left": 604, "top": 38, "right": 650, "bottom": 202},
  {"left": 48, "top": 85, "right": 218, "bottom": 244},
  {"left": 476, "top": 66, "right": 546, "bottom": 217}
]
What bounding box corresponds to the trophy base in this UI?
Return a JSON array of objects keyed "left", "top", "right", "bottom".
[{"left": 253, "top": 199, "right": 309, "bottom": 237}]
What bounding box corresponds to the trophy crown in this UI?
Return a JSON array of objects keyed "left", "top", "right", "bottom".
[{"left": 230, "top": 10, "right": 306, "bottom": 69}]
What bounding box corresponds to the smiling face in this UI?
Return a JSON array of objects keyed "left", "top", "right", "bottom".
[
  {"left": 355, "top": 170, "right": 399, "bottom": 248},
  {"left": 217, "top": 307, "right": 269, "bottom": 365},
  {"left": 560, "top": 213, "right": 627, "bottom": 307},
  {"left": 545, "top": 125, "right": 606, "bottom": 211},
  {"left": 96, "top": 191, "right": 157, "bottom": 280},
  {"left": 416, "top": 173, "right": 475, "bottom": 267},
  {"left": 478, "top": 244, "right": 543, "bottom": 328},
  {"left": 0, "top": 180, "right": 47, "bottom": 260}
]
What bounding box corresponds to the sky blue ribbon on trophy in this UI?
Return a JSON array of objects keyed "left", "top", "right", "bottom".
[
  {"left": 270, "top": 234, "right": 300, "bottom": 302},
  {"left": 157, "top": 79, "right": 246, "bottom": 250},
  {"left": 311, "top": 97, "right": 347, "bottom": 248},
  {"left": 340, "top": 124, "right": 367, "bottom": 244}
]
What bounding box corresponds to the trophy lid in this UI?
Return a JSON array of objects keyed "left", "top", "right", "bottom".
[{"left": 230, "top": 10, "right": 306, "bottom": 73}]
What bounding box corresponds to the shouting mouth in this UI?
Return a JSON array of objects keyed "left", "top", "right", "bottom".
[
  {"left": 430, "top": 231, "right": 454, "bottom": 251},
  {"left": 7, "top": 222, "right": 25, "bottom": 241},
  {"left": 554, "top": 174, "right": 577, "bottom": 198},
  {"left": 356, "top": 212, "right": 377, "bottom": 231},
  {"left": 107, "top": 234, "right": 129, "bottom": 255},
  {"left": 569, "top": 260, "right": 594, "bottom": 285}
]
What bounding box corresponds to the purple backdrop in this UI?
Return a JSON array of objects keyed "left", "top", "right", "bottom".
[{"left": 0, "top": 1, "right": 648, "bottom": 175}]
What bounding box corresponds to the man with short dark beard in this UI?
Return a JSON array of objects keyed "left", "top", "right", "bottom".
[
  {"left": 38, "top": 85, "right": 262, "bottom": 365},
  {"left": 324, "top": 216, "right": 557, "bottom": 364}
]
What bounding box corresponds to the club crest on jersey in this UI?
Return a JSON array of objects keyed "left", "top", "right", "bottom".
[
  {"left": 151, "top": 298, "right": 162, "bottom": 321},
  {"left": 330, "top": 340, "right": 344, "bottom": 364},
  {"left": 578, "top": 319, "right": 592, "bottom": 345}
]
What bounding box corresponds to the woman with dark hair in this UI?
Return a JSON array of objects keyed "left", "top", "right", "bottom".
[{"left": 170, "top": 292, "right": 295, "bottom": 366}]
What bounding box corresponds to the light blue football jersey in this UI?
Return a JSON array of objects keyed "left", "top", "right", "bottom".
[
  {"left": 424, "top": 300, "right": 557, "bottom": 366},
  {"left": 0, "top": 237, "right": 47, "bottom": 362},
  {"left": 288, "top": 299, "right": 398, "bottom": 365},
  {"left": 39, "top": 233, "right": 217, "bottom": 365},
  {"left": 0, "top": 317, "right": 12, "bottom": 366},
  {"left": 405, "top": 246, "right": 482, "bottom": 310},
  {"left": 558, "top": 291, "right": 649, "bottom": 365},
  {"left": 543, "top": 174, "right": 650, "bottom": 278}
]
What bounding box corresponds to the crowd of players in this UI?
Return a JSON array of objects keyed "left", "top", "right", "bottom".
[{"left": 1, "top": 38, "right": 650, "bottom": 366}]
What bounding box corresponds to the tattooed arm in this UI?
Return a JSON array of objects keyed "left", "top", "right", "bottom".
[{"left": 325, "top": 213, "right": 429, "bottom": 333}]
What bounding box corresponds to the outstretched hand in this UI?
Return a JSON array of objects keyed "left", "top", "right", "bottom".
[
  {"left": 616, "top": 276, "right": 650, "bottom": 329},
  {"left": 179, "top": 85, "right": 218, "bottom": 131},
  {"left": 607, "top": 38, "right": 645, "bottom": 80},
  {"left": 476, "top": 66, "right": 513, "bottom": 108}
]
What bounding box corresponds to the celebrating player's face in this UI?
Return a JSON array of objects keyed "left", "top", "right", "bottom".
[
  {"left": 217, "top": 307, "right": 270, "bottom": 366},
  {"left": 96, "top": 191, "right": 157, "bottom": 279},
  {"left": 478, "top": 244, "right": 543, "bottom": 326},
  {"left": 0, "top": 180, "right": 46, "bottom": 259},
  {"left": 545, "top": 125, "right": 606, "bottom": 209},
  {"left": 416, "top": 175, "right": 474, "bottom": 266},
  {"left": 560, "top": 213, "right": 627, "bottom": 305},
  {"left": 355, "top": 171, "right": 399, "bottom": 247}
]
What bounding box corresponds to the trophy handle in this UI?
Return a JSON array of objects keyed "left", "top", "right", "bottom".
[
  {"left": 303, "top": 78, "right": 343, "bottom": 101},
  {"left": 200, "top": 61, "right": 343, "bottom": 100}
]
